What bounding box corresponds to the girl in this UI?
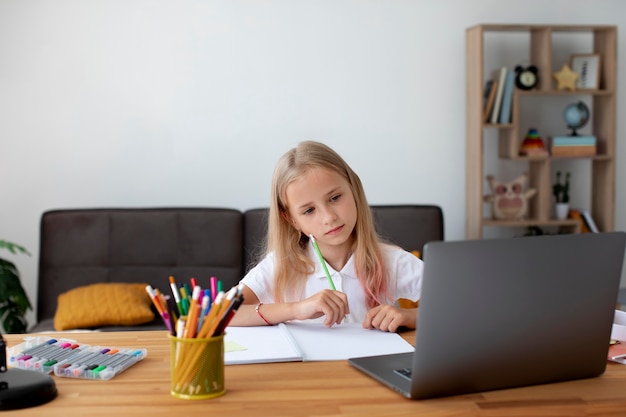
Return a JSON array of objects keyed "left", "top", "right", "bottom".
[{"left": 230, "top": 141, "right": 423, "bottom": 332}]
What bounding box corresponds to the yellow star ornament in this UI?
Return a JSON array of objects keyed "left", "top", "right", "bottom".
[{"left": 553, "top": 64, "right": 578, "bottom": 91}]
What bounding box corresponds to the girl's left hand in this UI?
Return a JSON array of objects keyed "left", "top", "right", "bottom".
[{"left": 362, "top": 305, "right": 417, "bottom": 332}]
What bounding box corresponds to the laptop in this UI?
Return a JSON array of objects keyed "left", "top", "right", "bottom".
[{"left": 349, "top": 231, "right": 626, "bottom": 399}]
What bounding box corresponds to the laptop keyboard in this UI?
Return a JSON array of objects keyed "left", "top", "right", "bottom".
[{"left": 394, "top": 368, "right": 412, "bottom": 381}]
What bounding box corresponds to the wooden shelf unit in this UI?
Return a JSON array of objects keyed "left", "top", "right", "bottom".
[{"left": 465, "top": 24, "right": 617, "bottom": 239}]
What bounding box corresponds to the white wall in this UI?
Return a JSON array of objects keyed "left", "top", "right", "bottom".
[{"left": 1, "top": 0, "right": 625, "bottom": 326}]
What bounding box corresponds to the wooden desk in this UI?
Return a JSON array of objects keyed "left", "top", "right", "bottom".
[{"left": 5, "top": 330, "right": 626, "bottom": 416}]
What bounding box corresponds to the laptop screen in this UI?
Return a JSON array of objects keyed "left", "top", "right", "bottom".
[{"left": 350, "top": 232, "right": 626, "bottom": 400}]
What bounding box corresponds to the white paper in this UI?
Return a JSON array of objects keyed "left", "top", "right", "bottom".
[
  {"left": 224, "top": 322, "right": 414, "bottom": 364},
  {"left": 224, "top": 324, "right": 302, "bottom": 365},
  {"left": 611, "top": 310, "right": 626, "bottom": 342},
  {"left": 285, "top": 322, "right": 414, "bottom": 361}
]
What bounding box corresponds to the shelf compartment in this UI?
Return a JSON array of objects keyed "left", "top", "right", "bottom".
[
  {"left": 465, "top": 24, "right": 616, "bottom": 239},
  {"left": 483, "top": 218, "right": 582, "bottom": 233}
]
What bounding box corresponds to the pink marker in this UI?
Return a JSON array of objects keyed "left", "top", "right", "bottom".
[{"left": 210, "top": 276, "right": 217, "bottom": 300}]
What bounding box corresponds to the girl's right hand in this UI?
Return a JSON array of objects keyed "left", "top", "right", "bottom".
[{"left": 293, "top": 289, "right": 349, "bottom": 327}]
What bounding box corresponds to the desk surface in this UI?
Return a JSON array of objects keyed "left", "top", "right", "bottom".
[{"left": 4, "top": 330, "right": 626, "bottom": 416}]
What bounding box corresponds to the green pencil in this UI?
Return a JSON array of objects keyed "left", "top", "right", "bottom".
[{"left": 309, "top": 234, "right": 336, "bottom": 291}]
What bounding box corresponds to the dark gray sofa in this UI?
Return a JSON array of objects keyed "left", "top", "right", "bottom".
[{"left": 30, "top": 205, "right": 443, "bottom": 332}]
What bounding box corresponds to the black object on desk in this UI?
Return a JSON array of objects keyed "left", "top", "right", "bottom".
[{"left": 0, "top": 332, "right": 57, "bottom": 410}]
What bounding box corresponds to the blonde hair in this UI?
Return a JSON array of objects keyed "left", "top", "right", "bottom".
[{"left": 265, "top": 140, "right": 388, "bottom": 308}]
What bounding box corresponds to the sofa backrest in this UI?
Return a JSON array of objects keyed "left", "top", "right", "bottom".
[
  {"left": 243, "top": 208, "right": 269, "bottom": 272},
  {"left": 370, "top": 204, "right": 444, "bottom": 255},
  {"left": 243, "top": 204, "right": 444, "bottom": 271},
  {"left": 36, "top": 205, "right": 444, "bottom": 326},
  {"left": 37, "top": 208, "right": 244, "bottom": 323}
]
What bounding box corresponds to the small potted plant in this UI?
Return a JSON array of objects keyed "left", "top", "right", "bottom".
[
  {"left": 0, "top": 240, "right": 32, "bottom": 333},
  {"left": 552, "top": 171, "right": 570, "bottom": 220}
]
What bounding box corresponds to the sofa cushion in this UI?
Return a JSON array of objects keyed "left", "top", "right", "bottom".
[{"left": 53, "top": 282, "right": 154, "bottom": 330}]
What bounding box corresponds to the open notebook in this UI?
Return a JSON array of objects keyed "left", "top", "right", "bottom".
[{"left": 224, "top": 322, "right": 413, "bottom": 365}]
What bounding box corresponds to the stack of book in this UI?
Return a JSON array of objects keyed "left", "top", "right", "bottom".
[
  {"left": 550, "top": 135, "right": 596, "bottom": 156},
  {"left": 483, "top": 67, "right": 514, "bottom": 125}
]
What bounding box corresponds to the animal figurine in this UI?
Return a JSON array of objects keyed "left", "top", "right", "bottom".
[{"left": 483, "top": 173, "right": 536, "bottom": 220}]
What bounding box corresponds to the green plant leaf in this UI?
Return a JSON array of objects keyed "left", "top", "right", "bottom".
[
  {"left": 0, "top": 302, "right": 28, "bottom": 333},
  {"left": 0, "top": 258, "right": 32, "bottom": 315},
  {"left": 0, "top": 240, "right": 32, "bottom": 333},
  {"left": 0, "top": 240, "right": 31, "bottom": 257}
]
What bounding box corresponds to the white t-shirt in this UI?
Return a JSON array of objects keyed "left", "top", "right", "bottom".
[{"left": 240, "top": 243, "right": 423, "bottom": 323}]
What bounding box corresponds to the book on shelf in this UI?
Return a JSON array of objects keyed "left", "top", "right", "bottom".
[
  {"left": 483, "top": 79, "right": 494, "bottom": 102},
  {"left": 497, "top": 69, "right": 515, "bottom": 124},
  {"left": 569, "top": 209, "right": 591, "bottom": 233},
  {"left": 551, "top": 145, "right": 596, "bottom": 157},
  {"left": 550, "top": 135, "right": 597, "bottom": 156},
  {"left": 580, "top": 210, "right": 600, "bottom": 233},
  {"left": 551, "top": 135, "right": 597, "bottom": 146},
  {"left": 489, "top": 67, "right": 507, "bottom": 124},
  {"left": 483, "top": 79, "right": 498, "bottom": 123}
]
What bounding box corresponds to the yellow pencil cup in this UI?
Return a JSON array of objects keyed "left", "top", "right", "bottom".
[{"left": 169, "top": 334, "right": 225, "bottom": 400}]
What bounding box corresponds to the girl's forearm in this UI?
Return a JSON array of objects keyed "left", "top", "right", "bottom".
[{"left": 227, "top": 303, "right": 296, "bottom": 326}]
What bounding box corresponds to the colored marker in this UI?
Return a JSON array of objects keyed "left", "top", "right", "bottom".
[
  {"left": 146, "top": 285, "right": 174, "bottom": 334},
  {"left": 183, "top": 286, "right": 202, "bottom": 338},
  {"left": 18, "top": 339, "right": 58, "bottom": 357},
  {"left": 213, "top": 284, "right": 245, "bottom": 336},
  {"left": 183, "top": 283, "right": 192, "bottom": 304},
  {"left": 169, "top": 276, "right": 184, "bottom": 315},
  {"left": 179, "top": 286, "right": 190, "bottom": 315},
  {"left": 197, "top": 290, "right": 211, "bottom": 333},
  {"left": 210, "top": 276, "right": 217, "bottom": 301}
]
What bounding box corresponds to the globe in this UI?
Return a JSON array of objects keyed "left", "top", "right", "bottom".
[{"left": 563, "top": 101, "right": 590, "bottom": 135}]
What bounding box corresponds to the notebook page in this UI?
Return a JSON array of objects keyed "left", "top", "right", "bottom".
[
  {"left": 224, "top": 324, "right": 302, "bottom": 365},
  {"left": 284, "top": 322, "right": 414, "bottom": 361}
]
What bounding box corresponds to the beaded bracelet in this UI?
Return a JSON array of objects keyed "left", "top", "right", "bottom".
[{"left": 255, "top": 302, "right": 273, "bottom": 326}]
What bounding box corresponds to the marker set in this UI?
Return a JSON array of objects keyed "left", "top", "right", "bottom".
[{"left": 8, "top": 337, "right": 147, "bottom": 380}]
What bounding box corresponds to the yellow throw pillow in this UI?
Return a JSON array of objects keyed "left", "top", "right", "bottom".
[
  {"left": 54, "top": 283, "right": 155, "bottom": 331},
  {"left": 397, "top": 250, "right": 422, "bottom": 308},
  {"left": 397, "top": 298, "right": 419, "bottom": 309}
]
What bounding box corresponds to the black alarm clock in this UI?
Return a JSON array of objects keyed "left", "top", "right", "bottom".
[{"left": 514, "top": 65, "right": 538, "bottom": 90}]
